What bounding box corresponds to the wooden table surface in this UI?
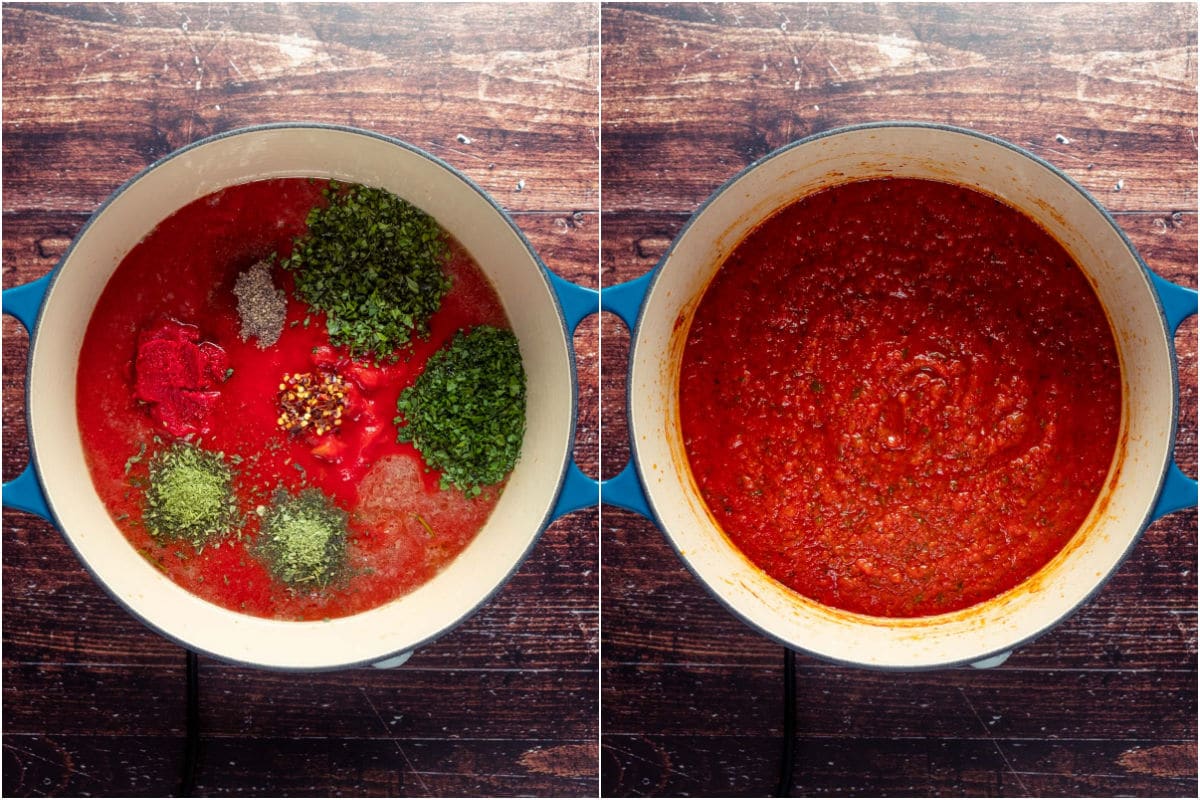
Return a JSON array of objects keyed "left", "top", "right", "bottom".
[
  {"left": 600, "top": 3, "right": 1197, "bottom": 798},
  {"left": 3, "top": 4, "right": 598, "bottom": 797},
  {"left": 3, "top": 3, "right": 1197, "bottom": 799}
]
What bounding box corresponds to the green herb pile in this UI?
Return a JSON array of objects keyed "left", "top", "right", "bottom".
[
  {"left": 144, "top": 441, "right": 240, "bottom": 550},
  {"left": 281, "top": 181, "right": 453, "bottom": 359},
  {"left": 256, "top": 488, "right": 349, "bottom": 587},
  {"left": 395, "top": 326, "right": 526, "bottom": 497}
]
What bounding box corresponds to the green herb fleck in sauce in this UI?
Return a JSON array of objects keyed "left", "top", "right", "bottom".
[
  {"left": 395, "top": 325, "right": 526, "bottom": 497},
  {"left": 123, "top": 442, "right": 148, "bottom": 474}
]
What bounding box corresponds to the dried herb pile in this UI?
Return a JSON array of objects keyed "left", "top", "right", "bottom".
[
  {"left": 256, "top": 488, "right": 349, "bottom": 587},
  {"left": 144, "top": 441, "right": 240, "bottom": 549}
]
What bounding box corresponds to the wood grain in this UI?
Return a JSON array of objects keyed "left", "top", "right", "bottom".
[
  {"left": 4, "top": 733, "right": 597, "bottom": 798},
  {"left": 601, "top": 3, "right": 1196, "bottom": 212},
  {"left": 3, "top": 4, "right": 598, "bottom": 213},
  {"left": 602, "top": 735, "right": 1197, "bottom": 797},
  {"left": 600, "top": 3, "right": 1197, "bottom": 797},
  {"left": 4, "top": 2, "right": 1197, "bottom": 797},
  {"left": 3, "top": 4, "right": 599, "bottom": 797}
]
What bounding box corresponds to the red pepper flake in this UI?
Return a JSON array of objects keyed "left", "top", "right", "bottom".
[{"left": 276, "top": 371, "right": 348, "bottom": 436}]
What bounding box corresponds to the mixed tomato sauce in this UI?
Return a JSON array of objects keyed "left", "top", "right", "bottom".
[
  {"left": 679, "top": 178, "right": 1121, "bottom": 617},
  {"left": 77, "top": 178, "right": 510, "bottom": 620}
]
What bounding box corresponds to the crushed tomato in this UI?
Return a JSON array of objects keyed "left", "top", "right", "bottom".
[
  {"left": 76, "top": 178, "right": 512, "bottom": 620},
  {"left": 679, "top": 178, "right": 1121, "bottom": 617}
]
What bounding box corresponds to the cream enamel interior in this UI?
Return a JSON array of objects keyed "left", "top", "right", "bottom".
[
  {"left": 630, "top": 125, "right": 1175, "bottom": 669},
  {"left": 29, "top": 127, "right": 574, "bottom": 670}
]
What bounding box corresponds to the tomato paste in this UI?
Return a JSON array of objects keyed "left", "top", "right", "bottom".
[
  {"left": 132, "top": 318, "right": 229, "bottom": 437},
  {"left": 77, "top": 178, "right": 512, "bottom": 620},
  {"left": 679, "top": 178, "right": 1121, "bottom": 617}
]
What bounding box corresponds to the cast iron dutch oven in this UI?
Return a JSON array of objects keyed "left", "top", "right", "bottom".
[
  {"left": 3, "top": 124, "right": 600, "bottom": 671},
  {"left": 601, "top": 122, "right": 1197, "bottom": 670}
]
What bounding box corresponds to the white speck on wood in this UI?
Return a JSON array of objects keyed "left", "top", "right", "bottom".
[{"left": 277, "top": 33, "right": 320, "bottom": 67}]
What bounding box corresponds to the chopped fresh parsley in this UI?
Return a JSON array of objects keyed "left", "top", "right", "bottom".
[
  {"left": 281, "top": 181, "right": 452, "bottom": 359},
  {"left": 143, "top": 441, "right": 240, "bottom": 550},
  {"left": 395, "top": 326, "right": 526, "bottom": 497},
  {"left": 256, "top": 488, "right": 348, "bottom": 588}
]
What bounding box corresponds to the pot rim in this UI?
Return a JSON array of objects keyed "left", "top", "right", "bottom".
[
  {"left": 22, "top": 122, "right": 580, "bottom": 671},
  {"left": 626, "top": 120, "right": 1180, "bottom": 669}
]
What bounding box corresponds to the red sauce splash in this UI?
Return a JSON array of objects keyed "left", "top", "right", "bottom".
[
  {"left": 679, "top": 178, "right": 1121, "bottom": 618},
  {"left": 76, "top": 178, "right": 512, "bottom": 620}
]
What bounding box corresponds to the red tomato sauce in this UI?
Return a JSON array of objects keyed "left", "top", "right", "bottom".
[
  {"left": 77, "top": 178, "right": 510, "bottom": 620},
  {"left": 679, "top": 178, "right": 1121, "bottom": 617}
]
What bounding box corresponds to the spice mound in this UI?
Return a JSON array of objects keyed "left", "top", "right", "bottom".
[
  {"left": 134, "top": 319, "right": 229, "bottom": 437},
  {"left": 257, "top": 488, "right": 349, "bottom": 587},
  {"left": 144, "top": 441, "right": 240, "bottom": 550},
  {"left": 395, "top": 325, "right": 526, "bottom": 497},
  {"left": 276, "top": 371, "right": 349, "bottom": 436},
  {"left": 233, "top": 260, "right": 287, "bottom": 348}
]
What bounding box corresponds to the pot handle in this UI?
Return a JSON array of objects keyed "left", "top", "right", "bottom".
[
  {"left": 597, "top": 273, "right": 654, "bottom": 518},
  {"left": 1149, "top": 272, "right": 1198, "bottom": 521},
  {"left": 2, "top": 274, "right": 53, "bottom": 521},
  {"left": 547, "top": 271, "right": 603, "bottom": 519}
]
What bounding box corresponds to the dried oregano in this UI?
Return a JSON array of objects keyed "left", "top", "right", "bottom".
[
  {"left": 256, "top": 488, "right": 348, "bottom": 588},
  {"left": 143, "top": 441, "right": 241, "bottom": 550}
]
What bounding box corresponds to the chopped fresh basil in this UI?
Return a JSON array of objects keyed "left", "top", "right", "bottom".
[
  {"left": 281, "top": 181, "right": 452, "bottom": 360},
  {"left": 395, "top": 326, "right": 526, "bottom": 497}
]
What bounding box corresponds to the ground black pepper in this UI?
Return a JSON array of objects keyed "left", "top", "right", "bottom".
[{"left": 233, "top": 260, "right": 287, "bottom": 347}]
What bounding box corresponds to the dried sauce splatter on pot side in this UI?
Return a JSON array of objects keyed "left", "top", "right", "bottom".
[
  {"left": 678, "top": 178, "right": 1121, "bottom": 618},
  {"left": 76, "top": 178, "right": 522, "bottom": 621}
]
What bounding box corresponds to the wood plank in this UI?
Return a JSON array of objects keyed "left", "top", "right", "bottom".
[
  {"left": 601, "top": 3, "right": 1197, "bottom": 212},
  {"left": 4, "top": 659, "right": 595, "bottom": 741},
  {"left": 195, "top": 665, "right": 596, "bottom": 742},
  {"left": 604, "top": 657, "right": 1196, "bottom": 740},
  {"left": 3, "top": 734, "right": 181, "bottom": 797},
  {"left": 3, "top": 733, "right": 597, "bottom": 798},
  {"left": 602, "top": 734, "right": 1197, "bottom": 798},
  {"left": 2, "top": 4, "right": 599, "bottom": 214},
  {"left": 2, "top": 663, "right": 187, "bottom": 736},
  {"left": 193, "top": 736, "right": 597, "bottom": 797},
  {"left": 602, "top": 734, "right": 779, "bottom": 797}
]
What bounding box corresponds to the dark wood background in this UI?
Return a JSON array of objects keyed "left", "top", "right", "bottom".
[
  {"left": 3, "top": 4, "right": 598, "bottom": 797},
  {"left": 600, "top": 3, "right": 1198, "bottom": 798},
  {"left": 5, "top": 2, "right": 1198, "bottom": 798}
]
